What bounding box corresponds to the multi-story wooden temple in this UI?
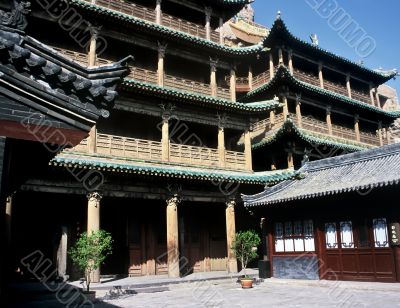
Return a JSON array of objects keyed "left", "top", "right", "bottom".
[{"left": 2, "top": 0, "right": 399, "bottom": 284}]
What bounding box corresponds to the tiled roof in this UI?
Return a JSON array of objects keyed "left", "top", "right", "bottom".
[
  {"left": 242, "top": 66, "right": 400, "bottom": 119},
  {"left": 51, "top": 154, "right": 297, "bottom": 185},
  {"left": 252, "top": 119, "right": 369, "bottom": 152},
  {"left": 121, "top": 78, "right": 280, "bottom": 113},
  {"left": 69, "top": 0, "right": 262, "bottom": 56},
  {"left": 263, "top": 17, "right": 396, "bottom": 84},
  {"left": 243, "top": 142, "right": 400, "bottom": 207}
]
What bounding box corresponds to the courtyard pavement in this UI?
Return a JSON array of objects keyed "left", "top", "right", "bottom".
[
  {"left": 94, "top": 278, "right": 400, "bottom": 308},
  {"left": 7, "top": 274, "right": 400, "bottom": 307}
]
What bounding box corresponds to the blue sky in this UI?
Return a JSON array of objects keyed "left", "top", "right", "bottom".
[{"left": 252, "top": 0, "right": 399, "bottom": 97}]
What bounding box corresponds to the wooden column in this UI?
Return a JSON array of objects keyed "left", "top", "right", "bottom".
[
  {"left": 271, "top": 158, "right": 277, "bottom": 171},
  {"left": 375, "top": 89, "right": 381, "bottom": 108},
  {"left": 225, "top": 199, "right": 238, "bottom": 273},
  {"left": 161, "top": 116, "right": 170, "bottom": 161},
  {"left": 387, "top": 128, "right": 392, "bottom": 144},
  {"left": 230, "top": 65, "right": 236, "bottom": 102},
  {"left": 270, "top": 110, "right": 276, "bottom": 127},
  {"left": 346, "top": 74, "right": 352, "bottom": 98},
  {"left": 87, "top": 192, "right": 102, "bottom": 283},
  {"left": 295, "top": 100, "right": 302, "bottom": 128},
  {"left": 155, "top": 0, "right": 162, "bottom": 24},
  {"left": 269, "top": 53, "right": 274, "bottom": 80},
  {"left": 282, "top": 96, "right": 288, "bottom": 121},
  {"left": 248, "top": 65, "right": 253, "bottom": 90},
  {"left": 244, "top": 128, "right": 252, "bottom": 171},
  {"left": 219, "top": 17, "right": 224, "bottom": 44},
  {"left": 278, "top": 48, "right": 283, "bottom": 64},
  {"left": 218, "top": 125, "right": 226, "bottom": 168},
  {"left": 56, "top": 226, "right": 68, "bottom": 281},
  {"left": 205, "top": 6, "right": 212, "bottom": 41},
  {"left": 318, "top": 62, "right": 324, "bottom": 89},
  {"left": 166, "top": 195, "right": 181, "bottom": 278},
  {"left": 157, "top": 42, "right": 167, "bottom": 86},
  {"left": 288, "top": 49, "right": 294, "bottom": 75},
  {"left": 354, "top": 115, "right": 360, "bottom": 142},
  {"left": 326, "top": 107, "right": 333, "bottom": 135},
  {"left": 287, "top": 150, "right": 294, "bottom": 169},
  {"left": 5, "top": 196, "right": 12, "bottom": 247},
  {"left": 210, "top": 58, "right": 218, "bottom": 97},
  {"left": 88, "top": 26, "right": 100, "bottom": 67},
  {"left": 369, "top": 84, "right": 375, "bottom": 106},
  {"left": 378, "top": 121, "right": 383, "bottom": 146},
  {"left": 88, "top": 125, "right": 97, "bottom": 154}
]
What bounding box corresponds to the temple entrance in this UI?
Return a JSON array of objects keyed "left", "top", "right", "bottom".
[{"left": 320, "top": 218, "right": 396, "bottom": 282}]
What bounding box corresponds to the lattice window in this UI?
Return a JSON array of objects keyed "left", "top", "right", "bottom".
[
  {"left": 325, "top": 223, "right": 338, "bottom": 249},
  {"left": 340, "top": 221, "right": 354, "bottom": 249},
  {"left": 373, "top": 218, "right": 389, "bottom": 248},
  {"left": 274, "top": 220, "right": 315, "bottom": 253}
]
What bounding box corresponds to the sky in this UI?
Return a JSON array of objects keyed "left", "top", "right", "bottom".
[{"left": 252, "top": 0, "right": 399, "bottom": 99}]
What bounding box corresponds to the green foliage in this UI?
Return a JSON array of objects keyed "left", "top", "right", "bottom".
[
  {"left": 232, "top": 230, "right": 261, "bottom": 276},
  {"left": 69, "top": 230, "right": 113, "bottom": 292}
]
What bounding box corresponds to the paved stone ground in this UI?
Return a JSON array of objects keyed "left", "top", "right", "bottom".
[{"left": 94, "top": 278, "right": 400, "bottom": 308}]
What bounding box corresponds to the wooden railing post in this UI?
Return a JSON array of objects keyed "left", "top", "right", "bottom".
[
  {"left": 269, "top": 52, "right": 274, "bottom": 80},
  {"left": 295, "top": 97, "right": 302, "bottom": 128},
  {"left": 318, "top": 62, "right": 324, "bottom": 89},
  {"left": 369, "top": 83, "right": 375, "bottom": 106},
  {"left": 248, "top": 65, "right": 253, "bottom": 90},
  {"left": 346, "top": 73, "right": 352, "bottom": 98},
  {"left": 155, "top": 0, "right": 162, "bottom": 24},
  {"left": 244, "top": 127, "right": 252, "bottom": 171},
  {"left": 378, "top": 121, "right": 383, "bottom": 146},
  {"left": 157, "top": 42, "right": 167, "bottom": 86},
  {"left": 278, "top": 47, "right": 284, "bottom": 64},
  {"left": 282, "top": 96, "right": 288, "bottom": 121},
  {"left": 88, "top": 125, "right": 97, "bottom": 153},
  {"left": 205, "top": 6, "right": 212, "bottom": 41},
  {"left": 161, "top": 116, "right": 170, "bottom": 161},
  {"left": 88, "top": 25, "right": 100, "bottom": 67},
  {"left": 230, "top": 64, "right": 236, "bottom": 102},
  {"left": 270, "top": 110, "right": 276, "bottom": 127},
  {"left": 218, "top": 126, "right": 226, "bottom": 167},
  {"left": 288, "top": 49, "right": 294, "bottom": 75},
  {"left": 210, "top": 58, "right": 218, "bottom": 97},
  {"left": 354, "top": 114, "right": 360, "bottom": 142},
  {"left": 326, "top": 106, "right": 333, "bottom": 136}
]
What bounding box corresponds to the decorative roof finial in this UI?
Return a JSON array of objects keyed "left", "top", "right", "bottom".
[
  {"left": 310, "top": 33, "right": 319, "bottom": 46},
  {"left": 276, "top": 11, "right": 282, "bottom": 20}
]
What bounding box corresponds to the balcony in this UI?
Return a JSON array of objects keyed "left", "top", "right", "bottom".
[
  {"left": 53, "top": 48, "right": 231, "bottom": 100},
  {"left": 65, "top": 133, "right": 248, "bottom": 171},
  {"left": 82, "top": 0, "right": 221, "bottom": 43},
  {"left": 251, "top": 113, "right": 383, "bottom": 147},
  {"left": 293, "top": 69, "right": 320, "bottom": 87}
]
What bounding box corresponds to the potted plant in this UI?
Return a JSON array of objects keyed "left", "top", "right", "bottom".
[
  {"left": 232, "top": 230, "right": 261, "bottom": 289},
  {"left": 69, "top": 230, "right": 113, "bottom": 301}
]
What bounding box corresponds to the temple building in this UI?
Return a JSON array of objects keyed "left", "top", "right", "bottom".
[{"left": 1, "top": 0, "right": 399, "bottom": 285}]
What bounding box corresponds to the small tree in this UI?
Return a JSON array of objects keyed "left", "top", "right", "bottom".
[
  {"left": 232, "top": 230, "right": 261, "bottom": 277},
  {"left": 69, "top": 230, "right": 113, "bottom": 292}
]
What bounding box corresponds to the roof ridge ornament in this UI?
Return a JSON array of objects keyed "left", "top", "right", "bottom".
[
  {"left": 0, "top": 0, "right": 31, "bottom": 31},
  {"left": 310, "top": 33, "right": 319, "bottom": 46},
  {"left": 276, "top": 11, "right": 281, "bottom": 20}
]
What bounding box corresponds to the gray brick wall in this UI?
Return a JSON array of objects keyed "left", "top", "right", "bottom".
[{"left": 273, "top": 256, "right": 320, "bottom": 280}]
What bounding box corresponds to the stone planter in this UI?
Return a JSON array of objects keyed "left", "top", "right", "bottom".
[{"left": 81, "top": 290, "right": 96, "bottom": 302}]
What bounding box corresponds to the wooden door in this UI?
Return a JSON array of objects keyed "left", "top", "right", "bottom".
[
  {"left": 321, "top": 218, "right": 396, "bottom": 282},
  {"left": 127, "top": 218, "right": 142, "bottom": 276}
]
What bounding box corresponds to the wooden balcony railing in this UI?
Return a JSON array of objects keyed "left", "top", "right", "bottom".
[
  {"left": 324, "top": 79, "right": 349, "bottom": 97},
  {"left": 65, "top": 133, "right": 248, "bottom": 170},
  {"left": 53, "top": 47, "right": 230, "bottom": 99},
  {"left": 251, "top": 112, "right": 383, "bottom": 147},
  {"left": 293, "top": 69, "right": 321, "bottom": 87},
  {"left": 351, "top": 89, "right": 371, "bottom": 105},
  {"left": 82, "top": 0, "right": 220, "bottom": 43},
  {"left": 252, "top": 70, "right": 270, "bottom": 89}
]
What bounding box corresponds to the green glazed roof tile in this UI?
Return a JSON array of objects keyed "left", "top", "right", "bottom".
[
  {"left": 252, "top": 119, "right": 369, "bottom": 152},
  {"left": 121, "top": 78, "right": 280, "bottom": 113},
  {"left": 243, "top": 65, "right": 400, "bottom": 119},
  {"left": 51, "top": 155, "right": 297, "bottom": 185},
  {"left": 263, "top": 17, "right": 396, "bottom": 83}
]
